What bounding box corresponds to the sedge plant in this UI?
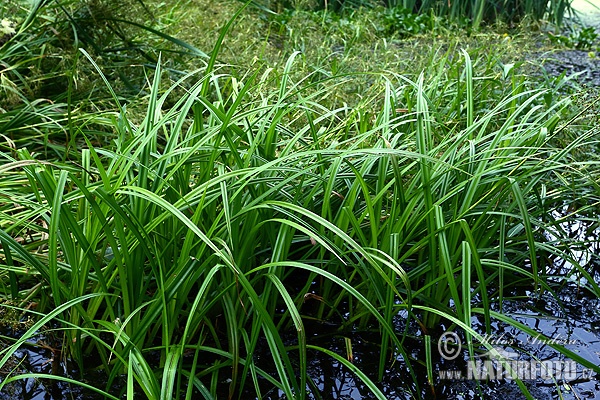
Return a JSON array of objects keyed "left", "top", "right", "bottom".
[
  {"left": 1, "top": 3, "right": 600, "bottom": 399},
  {"left": 1, "top": 49, "right": 600, "bottom": 399}
]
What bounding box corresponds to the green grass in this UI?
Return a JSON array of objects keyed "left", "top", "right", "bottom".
[
  {"left": 1, "top": 0, "right": 599, "bottom": 399},
  {"left": 252, "top": 0, "right": 573, "bottom": 27}
]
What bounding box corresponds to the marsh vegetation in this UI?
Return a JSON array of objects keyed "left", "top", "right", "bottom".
[{"left": 1, "top": 0, "right": 599, "bottom": 399}]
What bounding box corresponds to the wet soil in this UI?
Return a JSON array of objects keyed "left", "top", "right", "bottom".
[
  {"left": 540, "top": 0, "right": 600, "bottom": 87},
  {"left": 540, "top": 50, "right": 600, "bottom": 87}
]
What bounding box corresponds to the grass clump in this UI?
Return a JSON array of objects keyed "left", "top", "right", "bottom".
[
  {"left": 1, "top": 50, "right": 600, "bottom": 398},
  {"left": 0, "top": 1, "right": 599, "bottom": 399},
  {"left": 548, "top": 26, "right": 599, "bottom": 50},
  {"left": 253, "top": 0, "right": 574, "bottom": 27},
  {"left": 380, "top": 7, "right": 439, "bottom": 36}
]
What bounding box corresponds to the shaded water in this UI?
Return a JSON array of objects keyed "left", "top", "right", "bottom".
[{"left": 0, "top": 337, "right": 107, "bottom": 400}]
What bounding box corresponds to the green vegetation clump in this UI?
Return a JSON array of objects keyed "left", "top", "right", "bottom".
[
  {"left": 381, "top": 7, "right": 438, "bottom": 36},
  {"left": 255, "top": 0, "right": 573, "bottom": 27},
  {"left": 548, "top": 26, "right": 599, "bottom": 50},
  {"left": 0, "top": 0, "right": 599, "bottom": 399}
]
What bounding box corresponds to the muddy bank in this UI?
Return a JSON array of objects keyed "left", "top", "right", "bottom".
[
  {"left": 539, "top": 0, "right": 600, "bottom": 87},
  {"left": 540, "top": 50, "right": 600, "bottom": 87}
]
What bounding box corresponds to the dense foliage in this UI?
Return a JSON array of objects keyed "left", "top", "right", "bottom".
[{"left": 1, "top": 0, "right": 599, "bottom": 399}]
